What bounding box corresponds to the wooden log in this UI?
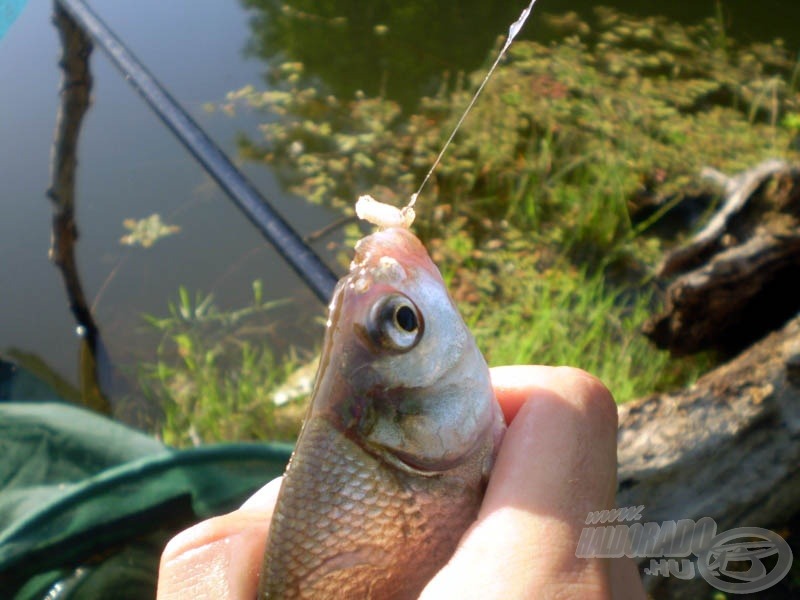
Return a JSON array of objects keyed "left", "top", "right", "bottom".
[
  {"left": 657, "top": 159, "right": 791, "bottom": 278},
  {"left": 617, "top": 311, "right": 800, "bottom": 597},
  {"left": 644, "top": 160, "right": 800, "bottom": 355}
]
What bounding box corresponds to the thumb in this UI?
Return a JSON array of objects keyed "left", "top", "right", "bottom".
[{"left": 156, "top": 477, "right": 282, "bottom": 600}]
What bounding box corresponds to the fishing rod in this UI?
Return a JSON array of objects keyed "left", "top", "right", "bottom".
[{"left": 54, "top": 0, "right": 339, "bottom": 304}]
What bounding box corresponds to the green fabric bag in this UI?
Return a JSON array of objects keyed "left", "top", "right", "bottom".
[{"left": 0, "top": 400, "right": 291, "bottom": 599}]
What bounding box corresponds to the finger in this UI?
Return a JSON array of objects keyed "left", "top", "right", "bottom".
[
  {"left": 489, "top": 364, "right": 613, "bottom": 425},
  {"left": 241, "top": 475, "right": 283, "bottom": 509},
  {"left": 610, "top": 554, "right": 647, "bottom": 600},
  {"left": 156, "top": 477, "right": 282, "bottom": 600},
  {"left": 489, "top": 364, "right": 549, "bottom": 423},
  {"left": 422, "top": 366, "right": 621, "bottom": 599}
]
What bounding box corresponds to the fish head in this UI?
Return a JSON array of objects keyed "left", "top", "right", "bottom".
[
  {"left": 312, "top": 226, "right": 504, "bottom": 474},
  {"left": 261, "top": 227, "right": 505, "bottom": 598}
]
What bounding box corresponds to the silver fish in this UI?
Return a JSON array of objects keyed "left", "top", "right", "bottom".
[{"left": 260, "top": 226, "right": 505, "bottom": 599}]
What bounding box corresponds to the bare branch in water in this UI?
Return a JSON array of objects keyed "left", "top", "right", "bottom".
[
  {"left": 47, "top": 5, "right": 110, "bottom": 415},
  {"left": 303, "top": 215, "right": 358, "bottom": 244}
]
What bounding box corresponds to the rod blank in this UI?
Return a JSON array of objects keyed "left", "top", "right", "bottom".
[{"left": 55, "top": 0, "right": 338, "bottom": 303}]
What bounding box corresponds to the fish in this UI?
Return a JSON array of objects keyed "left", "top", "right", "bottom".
[{"left": 259, "top": 225, "right": 506, "bottom": 599}]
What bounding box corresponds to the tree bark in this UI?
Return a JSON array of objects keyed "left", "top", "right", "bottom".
[
  {"left": 617, "top": 311, "right": 800, "bottom": 597},
  {"left": 643, "top": 160, "right": 800, "bottom": 356}
]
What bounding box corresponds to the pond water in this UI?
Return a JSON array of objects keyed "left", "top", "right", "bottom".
[{"left": 0, "top": 0, "right": 797, "bottom": 419}]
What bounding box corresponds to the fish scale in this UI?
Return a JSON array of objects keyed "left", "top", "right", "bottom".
[{"left": 261, "top": 417, "right": 485, "bottom": 598}]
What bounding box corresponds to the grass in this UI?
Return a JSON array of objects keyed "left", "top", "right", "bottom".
[
  {"left": 472, "top": 265, "right": 710, "bottom": 401},
  {"left": 429, "top": 219, "right": 712, "bottom": 404},
  {"left": 140, "top": 282, "right": 307, "bottom": 446},
  {"left": 147, "top": 8, "right": 798, "bottom": 445}
]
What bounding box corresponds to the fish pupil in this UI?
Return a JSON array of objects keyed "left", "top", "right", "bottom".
[{"left": 395, "top": 305, "right": 418, "bottom": 332}]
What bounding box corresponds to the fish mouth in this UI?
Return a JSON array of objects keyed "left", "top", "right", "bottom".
[
  {"left": 351, "top": 227, "right": 437, "bottom": 282},
  {"left": 368, "top": 441, "right": 445, "bottom": 477}
]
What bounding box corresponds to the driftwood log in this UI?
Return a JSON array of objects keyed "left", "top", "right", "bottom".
[
  {"left": 643, "top": 160, "right": 800, "bottom": 356},
  {"left": 618, "top": 312, "right": 800, "bottom": 597},
  {"left": 617, "top": 161, "right": 800, "bottom": 597}
]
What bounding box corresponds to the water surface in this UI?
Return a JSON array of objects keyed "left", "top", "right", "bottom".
[{"left": 0, "top": 0, "right": 795, "bottom": 417}]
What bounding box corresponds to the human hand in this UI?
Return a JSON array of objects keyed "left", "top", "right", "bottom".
[{"left": 157, "top": 365, "right": 645, "bottom": 599}]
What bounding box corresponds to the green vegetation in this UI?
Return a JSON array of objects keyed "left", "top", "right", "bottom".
[
  {"left": 229, "top": 10, "right": 798, "bottom": 244},
  {"left": 119, "top": 213, "right": 181, "bottom": 248},
  {"left": 424, "top": 220, "right": 711, "bottom": 403},
  {"left": 141, "top": 282, "right": 306, "bottom": 446},
  {"left": 151, "top": 9, "right": 799, "bottom": 444},
  {"left": 238, "top": 0, "right": 529, "bottom": 108}
]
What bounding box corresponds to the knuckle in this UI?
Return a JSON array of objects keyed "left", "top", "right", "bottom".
[{"left": 553, "top": 366, "right": 618, "bottom": 431}]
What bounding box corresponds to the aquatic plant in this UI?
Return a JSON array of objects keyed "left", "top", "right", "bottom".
[
  {"left": 119, "top": 213, "right": 181, "bottom": 248},
  {"left": 225, "top": 9, "right": 799, "bottom": 260}
]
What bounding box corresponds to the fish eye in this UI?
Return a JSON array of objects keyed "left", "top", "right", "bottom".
[{"left": 369, "top": 294, "right": 424, "bottom": 352}]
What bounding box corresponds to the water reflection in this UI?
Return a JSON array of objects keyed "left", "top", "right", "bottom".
[
  {"left": 241, "top": 0, "right": 526, "bottom": 108},
  {"left": 241, "top": 0, "right": 799, "bottom": 110}
]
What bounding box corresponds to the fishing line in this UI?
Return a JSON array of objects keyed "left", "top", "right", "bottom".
[{"left": 410, "top": 0, "right": 539, "bottom": 209}]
